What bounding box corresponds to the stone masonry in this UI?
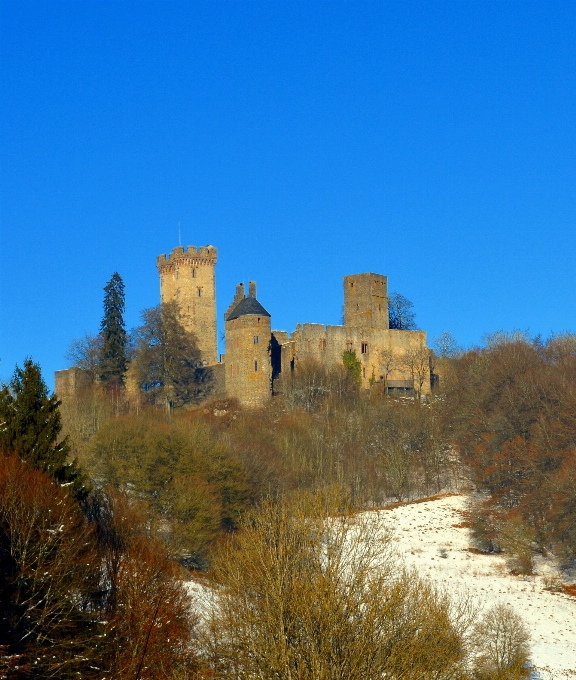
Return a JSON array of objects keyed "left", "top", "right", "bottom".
[
  {"left": 55, "top": 245, "right": 430, "bottom": 407},
  {"left": 157, "top": 247, "right": 430, "bottom": 404},
  {"left": 221, "top": 281, "right": 273, "bottom": 407},
  {"left": 156, "top": 245, "right": 218, "bottom": 366}
]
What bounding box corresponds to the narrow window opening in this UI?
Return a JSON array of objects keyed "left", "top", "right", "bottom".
[
  {"left": 356, "top": 303, "right": 359, "bottom": 310},
  {"left": 361, "top": 342, "right": 368, "bottom": 354},
  {"left": 320, "top": 339, "right": 326, "bottom": 351},
  {"left": 197, "top": 288, "right": 202, "bottom": 297},
  {"left": 254, "top": 360, "right": 258, "bottom": 372},
  {"left": 257, "top": 317, "right": 261, "bottom": 323},
  {"left": 254, "top": 336, "right": 259, "bottom": 344},
  {"left": 363, "top": 367, "right": 366, "bottom": 378},
  {"left": 192, "top": 268, "right": 196, "bottom": 278},
  {"left": 175, "top": 270, "right": 179, "bottom": 280}
]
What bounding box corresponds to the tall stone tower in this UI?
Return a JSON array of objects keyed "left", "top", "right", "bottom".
[
  {"left": 224, "top": 281, "right": 272, "bottom": 407},
  {"left": 157, "top": 245, "right": 218, "bottom": 365},
  {"left": 343, "top": 273, "right": 388, "bottom": 329}
]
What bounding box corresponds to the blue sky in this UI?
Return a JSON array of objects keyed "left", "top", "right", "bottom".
[{"left": 1, "top": 1, "right": 575, "bottom": 388}]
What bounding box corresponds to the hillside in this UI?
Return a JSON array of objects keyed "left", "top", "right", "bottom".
[{"left": 376, "top": 494, "right": 576, "bottom": 678}]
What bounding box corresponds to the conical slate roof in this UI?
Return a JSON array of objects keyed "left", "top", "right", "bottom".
[{"left": 227, "top": 296, "right": 271, "bottom": 321}]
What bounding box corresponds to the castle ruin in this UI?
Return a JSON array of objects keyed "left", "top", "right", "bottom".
[
  {"left": 157, "top": 244, "right": 430, "bottom": 407},
  {"left": 56, "top": 244, "right": 430, "bottom": 405}
]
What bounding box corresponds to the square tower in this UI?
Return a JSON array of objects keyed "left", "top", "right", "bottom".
[
  {"left": 157, "top": 245, "right": 218, "bottom": 365},
  {"left": 343, "top": 273, "right": 388, "bottom": 330}
]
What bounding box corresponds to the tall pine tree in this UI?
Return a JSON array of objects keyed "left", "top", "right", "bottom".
[
  {"left": 0, "top": 359, "right": 87, "bottom": 498},
  {"left": 99, "top": 272, "right": 128, "bottom": 386}
]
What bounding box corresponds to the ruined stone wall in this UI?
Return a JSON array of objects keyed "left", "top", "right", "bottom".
[
  {"left": 157, "top": 245, "right": 218, "bottom": 366},
  {"left": 54, "top": 366, "right": 92, "bottom": 398},
  {"left": 209, "top": 363, "right": 227, "bottom": 399},
  {"left": 224, "top": 314, "right": 272, "bottom": 407},
  {"left": 284, "top": 324, "right": 429, "bottom": 392},
  {"left": 344, "top": 273, "right": 389, "bottom": 330},
  {"left": 271, "top": 330, "right": 289, "bottom": 345}
]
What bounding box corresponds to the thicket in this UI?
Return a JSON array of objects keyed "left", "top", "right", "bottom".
[
  {"left": 202, "top": 491, "right": 531, "bottom": 680},
  {"left": 58, "top": 357, "right": 459, "bottom": 567},
  {"left": 0, "top": 453, "right": 201, "bottom": 679},
  {"left": 1, "top": 344, "right": 550, "bottom": 678},
  {"left": 442, "top": 333, "right": 576, "bottom": 570},
  {"left": 59, "top": 329, "right": 576, "bottom": 577}
]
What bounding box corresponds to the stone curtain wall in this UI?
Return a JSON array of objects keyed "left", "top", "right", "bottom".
[{"left": 287, "top": 324, "right": 429, "bottom": 391}]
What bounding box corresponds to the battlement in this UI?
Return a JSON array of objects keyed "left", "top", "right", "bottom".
[{"left": 157, "top": 245, "right": 217, "bottom": 268}]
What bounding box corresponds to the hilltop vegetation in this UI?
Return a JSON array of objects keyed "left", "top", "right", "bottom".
[{"left": 1, "top": 331, "right": 575, "bottom": 678}]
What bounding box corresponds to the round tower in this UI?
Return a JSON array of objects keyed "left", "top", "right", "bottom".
[
  {"left": 156, "top": 245, "right": 218, "bottom": 365},
  {"left": 224, "top": 281, "right": 272, "bottom": 407}
]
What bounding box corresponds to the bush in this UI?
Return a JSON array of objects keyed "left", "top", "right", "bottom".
[
  {"left": 472, "top": 604, "right": 531, "bottom": 679},
  {"left": 88, "top": 413, "right": 250, "bottom": 565},
  {"left": 203, "top": 491, "right": 475, "bottom": 680},
  {"left": 0, "top": 453, "right": 100, "bottom": 678}
]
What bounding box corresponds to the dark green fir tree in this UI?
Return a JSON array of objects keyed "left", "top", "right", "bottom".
[
  {"left": 0, "top": 359, "right": 87, "bottom": 499},
  {"left": 99, "top": 272, "right": 128, "bottom": 386}
]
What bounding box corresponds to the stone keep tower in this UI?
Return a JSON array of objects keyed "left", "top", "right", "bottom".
[
  {"left": 224, "top": 281, "right": 272, "bottom": 407},
  {"left": 157, "top": 245, "right": 218, "bottom": 365},
  {"left": 344, "top": 273, "right": 388, "bottom": 329}
]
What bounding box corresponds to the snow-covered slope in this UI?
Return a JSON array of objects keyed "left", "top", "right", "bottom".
[
  {"left": 375, "top": 494, "right": 576, "bottom": 678},
  {"left": 188, "top": 493, "right": 575, "bottom": 677}
]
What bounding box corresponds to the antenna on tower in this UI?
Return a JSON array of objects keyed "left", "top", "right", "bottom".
[{"left": 178, "top": 222, "right": 181, "bottom": 246}]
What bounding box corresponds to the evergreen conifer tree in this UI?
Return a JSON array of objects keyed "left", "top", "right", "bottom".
[
  {"left": 99, "top": 272, "right": 128, "bottom": 386},
  {"left": 0, "top": 359, "right": 87, "bottom": 498}
]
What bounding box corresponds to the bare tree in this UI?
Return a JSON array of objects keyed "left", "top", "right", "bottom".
[
  {"left": 65, "top": 333, "right": 102, "bottom": 382},
  {"left": 388, "top": 292, "right": 417, "bottom": 330},
  {"left": 202, "top": 491, "right": 477, "bottom": 680},
  {"left": 0, "top": 453, "right": 100, "bottom": 678},
  {"left": 402, "top": 344, "right": 431, "bottom": 403},
  {"left": 379, "top": 347, "right": 397, "bottom": 395},
  {"left": 472, "top": 604, "right": 531, "bottom": 679},
  {"left": 433, "top": 330, "right": 460, "bottom": 359},
  {"left": 134, "top": 301, "right": 212, "bottom": 410}
]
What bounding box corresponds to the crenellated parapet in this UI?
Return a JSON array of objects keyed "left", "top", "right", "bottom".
[{"left": 156, "top": 245, "right": 217, "bottom": 273}]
